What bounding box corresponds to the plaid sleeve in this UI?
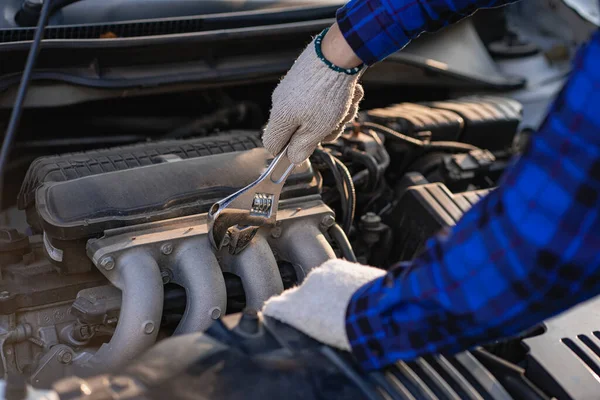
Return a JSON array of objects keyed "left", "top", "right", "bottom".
[
  {"left": 336, "top": 0, "right": 517, "bottom": 65},
  {"left": 346, "top": 29, "right": 600, "bottom": 371}
]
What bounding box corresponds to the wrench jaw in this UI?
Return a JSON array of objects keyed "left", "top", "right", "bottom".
[
  {"left": 207, "top": 145, "right": 295, "bottom": 254},
  {"left": 208, "top": 207, "right": 273, "bottom": 254},
  {"left": 223, "top": 225, "right": 260, "bottom": 255}
]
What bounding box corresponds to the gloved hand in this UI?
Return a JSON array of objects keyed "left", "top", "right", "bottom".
[
  {"left": 262, "top": 29, "right": 365, "bottom": 164},
  {"left": 262, "top": 259, "right": 385, "bottom": 350}
]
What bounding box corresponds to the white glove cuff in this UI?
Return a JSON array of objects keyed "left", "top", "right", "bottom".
[{"left": 262, "top": 259, "right": 385, "bottom": 351}]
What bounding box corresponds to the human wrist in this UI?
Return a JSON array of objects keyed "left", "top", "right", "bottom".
[{"left": 319, "top": 23, "right": 363, "bottom": 72}]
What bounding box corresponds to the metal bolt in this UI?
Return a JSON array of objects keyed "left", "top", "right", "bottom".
[
  {"left": 160, "top": 243, "right": 173, "bottom": 255},
  {"left": 57, "top": 349, "right": 73, "bottom": 364},
  {"left": 271, "top": 227, "right": 282, "bottom": 238},
  {"left": 142, "top": 321, "right": 155, "bottom": 335},
  {"left": 99, "top": 256, "right": 115, "bottom": 271},
  {"left": 0, "top": 291, "right": 10, "bottom": 300},
  {"left": 361, "top": 212, "right": 381, "bottom": 227},
  {"left": 160, "top": 269, "right": 171, "bottom": 284},
  {"left": 79, "top": 326, "right": 91, "bottom": 339},
  {"left": 209, "top": 307, "right": 222, "bottom": 320},
  {"left": 321, "top": 214, "right": 336, "bottom": 228}
]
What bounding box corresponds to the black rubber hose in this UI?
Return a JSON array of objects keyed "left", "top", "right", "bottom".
[
  {"left": 0, "top": 0, "right": 54, "bottom": 209},
  {"left": 333, "top": 155, "right": 356, "bottom": 234},
  {"left": 314, "top": 149, "right": 349, "bottom": 232},
  {"left": 328, "top": 223, "right": 357, "bottom": 262},
  {"left": 351, "top": 131, "right": 390, "bottom": 187},
  {"left": 344, "top": 148, "right": 380, "bottom": 192}
]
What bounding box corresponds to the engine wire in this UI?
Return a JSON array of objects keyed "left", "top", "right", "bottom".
[
  {"left": 0, "top": 0, "right": 54, "bottom": 209},
  {"left": 359, "top": 121, "right": 480, "bottom": 152},
  {"left": 328, "top": 223, "right": 357, "bottom": 262},
  {"left": 313, "top": 148, "right": 355, "bottom": 235},
  {"left": 332, "top": 155, "right": 356, "bottom": 233}
]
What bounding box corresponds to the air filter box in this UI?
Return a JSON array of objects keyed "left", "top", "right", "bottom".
[
  {"left": 366, "top": 95, "right": 522, "bottom": 150},
  {"left": 389, "top": 172, "right": 491, "bottom": 261}
]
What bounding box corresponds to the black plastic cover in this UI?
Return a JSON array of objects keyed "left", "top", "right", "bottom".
[
  {"left": 366, "top": 103, "right": 464, "bottom": 141},
  {"left": 36, "top": 147, "right": 319, "bottom": 240},
  {"left": 390, "top": 173, "right": 491, "bottom": 261},
  {"left": 427, "top": 96, "right": 522, "bottom": 150},
  {"left": 366, "top": 95, "right": 522, "bottom": 150},
  {"left": 523, "top": 296, "right": 600, "bottom": 400},
  {"left": 52, "top": 312, "right": 533, "bottom": 400},
  {"left": 18, "top": 131, "right": 262, "bottom": 211}
]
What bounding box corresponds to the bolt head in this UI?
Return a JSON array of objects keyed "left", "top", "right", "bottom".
[
  {"left": 160, "top": 269, "right": 171, "bottom": 284},
  {"left": 143, "top": 321, "right": 155, "bottom": 335},
  {"left": 0, "top": 291, "right": 10, "bottom": 300},
  {"left": 99, "top": 256, "right": 115, "bottom": 271},
  {"left": 209, "top": 307, "right": 222, "bottom": 320},
  {"left": 160, "top": 243, "right": 173, "bottom": 255},
  {"left": 58, "top": 350, "right": 73, "bottom": 364},
  {"left": 271, "top": 227, "right": 282, "bottom": 238},
  {"left": 360, "top": 212, "right": 382, "bottom": 230},
  {"left": 321, "top": 214, "right": 335, "bottom": 228}
]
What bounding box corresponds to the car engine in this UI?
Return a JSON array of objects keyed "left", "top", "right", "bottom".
[
  {"left": 0, "top": 94, "right": 525, "bottom": 387},
  {"left": 1, "top": 0, "right": 599, "bottom": 398}
]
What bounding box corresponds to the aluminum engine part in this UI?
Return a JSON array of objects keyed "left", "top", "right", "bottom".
[
  {"left": 8, "top": 136, "right": 332, "bottom": 387},
  {"left": 221, "top": 234, "right": 283, "bottom": 310},
  {"left": 71, "top": 196, "right": 336, "bottom": 379},
  {"left": 77, "top": 249, "right": 163, "bottom": 376},
  {"left": 0, "top": 238, "right": 107, "bottom": 385},
  {"left": 170, "top": 239, "right": 227, "bottom": 335}
]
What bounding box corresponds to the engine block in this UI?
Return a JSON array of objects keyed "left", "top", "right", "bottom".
[{"left": 1, "top": 138, "right": 337, "bottom": 388}]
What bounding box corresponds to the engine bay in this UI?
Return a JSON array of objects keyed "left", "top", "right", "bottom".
[
  {"left": 0, "top": 1, "right": 599, "bottom": 398},
  {"left": 1, "top": 88, "right": 598, "bottom": 399},
  {"left": 0, "top": 92, "right": 523, "bottom": 379}
]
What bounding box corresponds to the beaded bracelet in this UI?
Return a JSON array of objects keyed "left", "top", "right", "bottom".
[{"left": 314, "top": 28, "right": 363, "bottom": 75}]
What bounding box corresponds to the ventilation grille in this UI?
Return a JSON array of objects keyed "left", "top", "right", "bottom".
[
  {"left": 0, "top": 7, "right": 337, "bottom": 43},
  {"left": 371, "top": 352, "right": 509, "bottom": 400},
  {"left": 1, "top": 19, "right": 210, "bottom": 43},
  {"left": 18, "top": 131, "right": 262, "bottom": 210},
  {"left": 561, "top": 332, "right": 600, "bottom": 378}
]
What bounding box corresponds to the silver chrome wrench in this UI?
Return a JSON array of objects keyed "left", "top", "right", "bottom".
[{"left": 207, "top": 144, "right": 295, "bottom": 254}]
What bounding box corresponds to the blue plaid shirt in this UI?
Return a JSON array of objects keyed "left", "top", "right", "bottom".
[{"left": 340, "top": 0, "right": 600, "bottom": 371}]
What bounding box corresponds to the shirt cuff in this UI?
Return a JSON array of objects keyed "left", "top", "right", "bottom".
[
  {"left": 345, "top": 276, "right": 391, "bottom": 371},
  {"left": 336, "top": 0, "right": 411, "bottom": 66}
]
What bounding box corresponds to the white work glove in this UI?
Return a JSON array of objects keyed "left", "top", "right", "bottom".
[
  {"left": 262, "top": 259, "right": 385, "bottom": 351},
  {"left": 262, "top": 32, "right": 365, "bottom": 164}
]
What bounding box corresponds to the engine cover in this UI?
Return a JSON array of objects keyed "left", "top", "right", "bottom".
[
  {"left": 36, "top": 148, "right": 318, "bottom": 240},
  {"left": 523, "top": 296, "right": 600, "bottom": 400},
  {"left": 33, "top": 145, "right": 318, "bottom": 273},
  {"left": 49, "top": 312, "right": 546, "bottom": 400}
]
